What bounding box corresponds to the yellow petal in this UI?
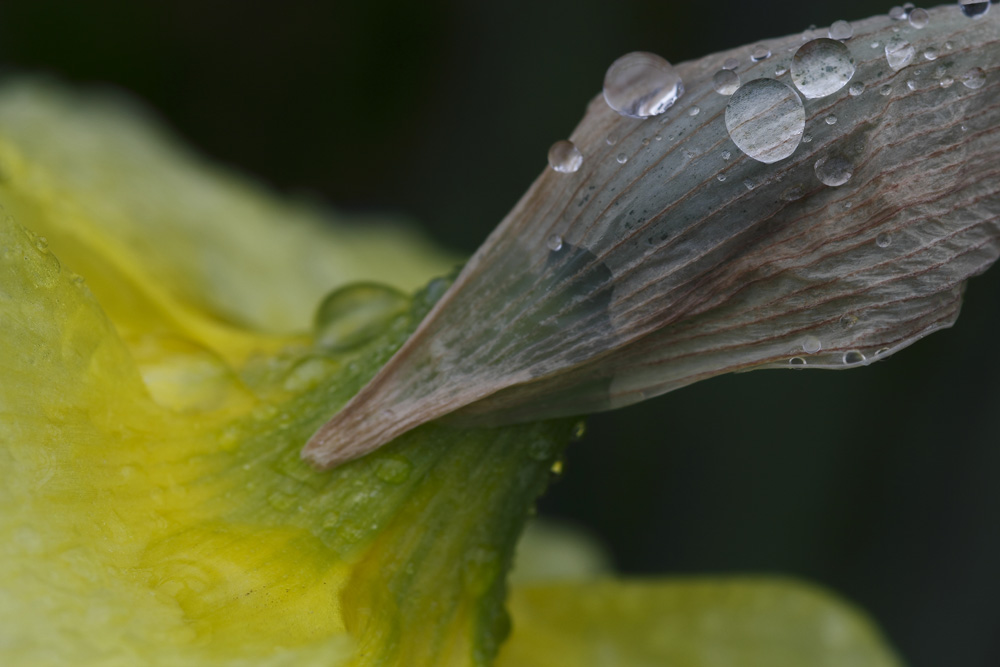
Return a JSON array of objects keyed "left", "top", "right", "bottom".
[{"left": 500, "top": 578, "right": 902, "bottom": 667}]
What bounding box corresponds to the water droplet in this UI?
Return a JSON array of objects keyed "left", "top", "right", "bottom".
[
  {"left": 713, "top": 68, "right": 741, "bottom": 95},
  {"left": 839, "top": 314, "right": 859, "bottom": 330},
  {"left": 791, "top": 39, "right": 855, "bottom": 98},
  {"left": 547, "top": 140, "right": 583, "bottom": 173},
  {"left": 885, "top": 38, "right": 916, "bottom": 71},
  {"left": 814, "top": 155, "right": 853, "bottom": 186},
  {"left": 605, "top": 132, "right": 619, "bottom": 146},
  {"left": 751, "top": 44, "right": 772, "bottom": 61},
  {"left": 923, "top": 47, "right": 939, "bottom": 61},
  {"left": 907, "top": 79, "right": 919, "bottom": 91},
  {"left": 889, "top": 6, "right": 908, "bottom": 20},
  {"left": 802, "top": 133, "right": 813, "bottom": 143},
  {"left": 843, "top": 350, "right": 866, "bottom": 364},
  {"left": 721, "top": 150, "right": 732, "bottom": 161},
  {"left": 880, "top": 84, "right": 893, "bottom": 96},
  {"left": 959, "top": 1, "right": 991, "bottom": 19},
  {"left": 849, "top": 82, "right": 865, "bottom": 96},
  {"left": 945, "top": 41, "right": 954, "bottom": 50},
  {"left": 825, "top": 114, "right": 838, "bottom": 125},
  {"left": 716, "top": 173, "right": 727, "bottom": 182},
  {"left": 908, "top": 8, "right": 930, "bottom": 28},
  {"left": 802, "top": 335, "right": 822, "bottom": 353},
  {"left": 871, "top": 41, "right": 881, "bottom": 49},
  {"left": 743, "top": 178, "right": 756, "bottom": 190},
  {"left": 723, "top": 57, "right": 740, "bottom": 70},
  {"left": 829, "top": 20, "right": 854, "bottom": 41},
  {"left": 789, "top": 357, "right": 807, "bottom": 366},
  {"left": 603, "top": 51, "right": 684, "bottom": 118},
  {"left": 546, "top": 234, "right": 564, "bottom": 252},
  {"left": 688, "top": 105, "right": 701, "bottom": 116},
  {"left": 940, "top": 76, "right": 955, "bottom": 88},
  {"left": 725, "top": 78, "right": 805, "bottom": 164},
  {"left": 875, "top": 347, "right": 891, "bottom": 357},
  {"left": 775, "top": 65, "right": 788, "bottom": 76},
  {"left": 283, "top": 355, "right": 339, "bottom": 393},
  {"left": 616, "top": 153, "right": 628, "bottom": 164},
  {"left": 962, "top": 67, "right": 986, "bottom": 89},
  {"left": 314, "top": 283, "right": 408, "bottom": 350},
  {"left": 375, "top": 456, "right": 412, "bottom": 484},
  {"left": 876, "top": 233, "right": 892, "bottom": 248},
  {"left": 654, "top": 133, "right": 663, "bottom": 141}
]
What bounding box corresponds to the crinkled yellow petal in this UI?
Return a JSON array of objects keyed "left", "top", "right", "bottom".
[
  {"left": 499, "top": 578, "right": 902, "bottom": 667},
  {"left": 0, "top": 78, "right": 458, "bottom": 365}
]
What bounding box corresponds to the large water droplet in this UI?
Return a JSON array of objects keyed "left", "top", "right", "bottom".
[
  {"left": 725, "top": 78, "right": 805, "bottom": 164},
  {"left": 314, "top": 283, "right": 408, "bottom": 350},
  {"left": 603, "top": 52, "right": 684, "bottom": 119},
  {"left": 547, "top": 140, "right": 583, "bottom": 173},
  {"left": 962, "top": 67, "right": 986, "bottom": 89},
  {"left": 713, "top": 69, "right": 741, "bottom": 95},
  {"left": 829, "top": 20, "right": 854, "bottom": 41},
  {"left": 959, "top": 1, "right": 991, "bottom": 18},
  {"left": 843, "top": 350, "right": 866, "bottom": 364},
  {"left": 791, "top": 39, "right": 855, "bottom": 98},
  {"left": 885, "top": 38, "right": 916, "bottom": 71},
  {"left": 909, "top": 8, "right": 930, "bottom": 28},
  {"left": 814, "top": 155, "right": 853, "bottom": 186}
]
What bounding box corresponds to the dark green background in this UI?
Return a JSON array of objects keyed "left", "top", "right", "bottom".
[{"left": 1, "top": 2, "right": 997, "bottom": 665}]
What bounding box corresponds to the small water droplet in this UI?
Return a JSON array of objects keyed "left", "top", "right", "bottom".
[
  {"left": 751, "top": 44, "right": 771, "bottom": 61},
  {"left": 889, "top": 6, "right": 908, "bottom": 20},
  {"left": 923, "top": 47, "right": 939, "bottom": 60},
  {"left": 775, "top": 65, "right": 788, "bottom": 76},
  {"left": 875, "top": 347, "right": 891, "bottom": 357},
  {"left": 802, "top": 335, "right": 822, "bottom": 354},
  {"left": 802, "top": 133, "right": 813, "bottom": 143},
  {"left": 791, "top": 38, "right": 856, "bottom": 98},
  {"left": 962, "top": 67, "right": 986, "bottom": 89},
  {"left": 725, "top": 78, "right": 805, "bottom": 164},
  {"left": 743, "top": 178, "right": 755, "bottom": 190},
  {"left": 616, "top": 153, "right": 628, "bottom": 164},
  {"left": 723, "top": 57, "right": 740, "bottom": 70},
  {"left": 885, "top": 38, "right": 916, "bottom": 71},
  {"left": 314, "top": 283, "right": 408, "bottom": 350},
  {"left": 688, "top": 105, "right": 701, "bottom": 116},
  {"left": 789, "top": 357, "right": 807, "bottom": 366},
  {"left": 825, "top": 114, "right": 838, "bottom": 125},
  {"left": 876, "top": 233, "right": 892, "bottom": 248},
  {"left": 908, "top": 8, "right": 930, "bottom": 28},
  {"left": 829, "top": 20, "right": 854, "bottom": 41},
  {"left": 654, "top": 133, "right": 663, "bottom": 141},
  {"left": 547, "top": 140, "right": 583, "bottom": 173},
  {"left": 603, "top": 51, "right": 684, "bottom": 118},
  {"left": 716, "top": 173, "right": 727, "bottom": 182},
  {"left": 641, "top": 137, "right": 651, "bottom": 148},
  {"left": 907, "top": 79, "right": 919, "bottom": 91},
  {"left": 721, "top": 150, "right": 732, "bottom": 161},
  {"left": 945, "top": 41, "right": 954, "bottom": 50},
  {"left": 871, "top": 41, "right": 881, "bottom": 49},
  {"left": 546, "top": 234, "right": 564, "bottom": 252},
  {"left": 713, "top": 68, "right": 741, "bottom": 95},
  {"left": 843, "top": 350, "right": 866, "bottom": 364},
  {"left": 814, "top": 155, "right": 853, "bottom": 186},
  {"left": 959, "top": 1, "right": 991, "bottom": 19},
  {"left": 940, "top": 76, "right": 955, "bottom": 88},
  {"left": 606, "top": 132, "right": 619, "bottom": 146},
  {"left": 849, "top": 82, "right": 865, "bottom": 96},
  {"left": 880, "top": 84, "right": 893, "bottom": 96}
]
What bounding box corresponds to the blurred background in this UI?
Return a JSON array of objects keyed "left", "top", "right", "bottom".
[{"left": 1, "top": 1, "right": 997, "bottom": 665}]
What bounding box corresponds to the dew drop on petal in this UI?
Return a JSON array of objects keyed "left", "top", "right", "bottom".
[
  {"left": 908, "top": 8, "right": 930, "bottom": 28},
  {"left": 716, "top": 173, "right": 727, "bottom": 182},
  {"left": 959, "top": 1, "right": 991, "bottom": 19},
  {"left": 603, "top": 51, "right": 684, "bottom": 119},
  {"left": 814, "top": 155, "right": 853, "bottom": 186},
  {"left": 880, "top": 83, "right": 893, "bottom": 96},
  {"left": 885, "top": 38, "right": 916, "bottom": 71},
  {"left": 546, "top": 234, "right": 564, "bottom": 252},
  {"left": 547, "top": 140, "right": 583, "bottom": 173},
  {"left": 789, "top": 357, "right": 807, "bottom": 366},
  {"left": 688, "top": 105, "right": 701, "bottom": 116},
  {"left": 825, "top": 114, "right": 838, "bottom": 125},
  {"left": 616, "top": 153, "right": 628, "bottom": 164},
  {"left": 802, "top": 335, "right": 822, "bottom": 354},
  {"left": 889, "top": 6, "right": 908, "bottom": 20},
  {"left": 725, "top": 78, "right": 805, "bottom": 164},
  {"left": 723, "top": 57, "right": 740, "bottom": 70},
  {"left": 923, "top": 47, "right": 939, "bottom": 60},
  {"left": 751, "top": 44, "right": 772, "bottom": 61},
  {"left": 829, "top": 20, "right": 854, "bottom": 40},
  {"left": 962, "top": 67, "right": 986, "bottom": 89},
  {"left": 791, "top": 38, "right": 855, "bottom": 98},
  {"left": 843, "top": 350, "right": 867, "bottom": 364},
  {"left": 940, "top": 76, "right": 955, "bottom": 88},
  {"left": 876, "top": 233, "right": 892, "bottom": 248},
  {"left": 713, "top": 68, "right": 741, "bottom": 95},
  {"left": 849, "top": 82, "right": 865, "bottom": 95},
  {"left": 775, "top": 65, "right": 788, "bottom": 76}
]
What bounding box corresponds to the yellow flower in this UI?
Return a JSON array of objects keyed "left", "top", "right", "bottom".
[{"left": 0, "top": 79, "right": 900, "bottom": 666}]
